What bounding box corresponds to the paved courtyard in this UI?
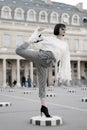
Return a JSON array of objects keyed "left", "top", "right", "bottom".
[{"left": 0, "top": 85, "right": 87, "bottom": 130}]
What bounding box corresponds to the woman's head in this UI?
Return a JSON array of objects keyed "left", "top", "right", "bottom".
[{"left": 54, "top": 23, "right": 66, "bottom": 36}]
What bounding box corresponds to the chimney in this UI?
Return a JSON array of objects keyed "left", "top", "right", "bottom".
[
  {"left": 45, "top": 0, "right": 51, "bottom": 4},
  {"left": 76, "top": 2, "right": 83, "bottom": 11}
]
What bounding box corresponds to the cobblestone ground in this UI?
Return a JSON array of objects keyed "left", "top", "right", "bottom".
[{"left": 0, "top": 85, "right": 87, "bottom": 130}]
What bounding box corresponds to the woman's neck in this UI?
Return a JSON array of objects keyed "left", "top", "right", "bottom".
[{"left": 57, "top": 35, "right": 62, "bottom": 40}]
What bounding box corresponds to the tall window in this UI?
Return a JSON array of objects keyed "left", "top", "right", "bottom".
[
  {"left": 61, "top": 13, "right": 69, "bottom": 25},
  {"left": 27, "top": 10, "right": 36, "bottom": 21},
  {"left": 83, "top": 40, "right": 87, "bottom": 51},
  {"left": 41, "top": 12, "right": 45, "bottom": 21},
  {"left": 63, "top": 15, "right": 68, "bottom": 23},
  {"left": 73, "top": 16, "right": 78, "bottom": 24},
  {"left": 3, "top": 7, "right": 9, "bottom": 17},
  {"left": 73, "top": 39, "right": 79, "bottom": 51},
  {"left": 17, "top": 9, "right": 22, "bottom": 19},
  {"left": 16, "top": 35, "right": 23, "bottom": 46},
  {"left": 1, "top": 6, "right": 12, "bottom": 19},
  {"left": 51, "top": 12, "right": 58, "bottom": 23},
  {"left": 14, "top": 8, "right": 24, "bottom": 20},
  {"left": 39, "top": 11, "right": 48, "bottom": 22},
  {"left": 3, "top": 34, "right": 11, "bottom": 47},
  {"left": 72, "top": 14, "right": 80, "bottom": 25},
  {"left": 29, "top": 11, "right": 34, "bottom": 20}
]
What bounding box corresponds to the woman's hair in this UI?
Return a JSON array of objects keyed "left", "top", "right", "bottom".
[{"left": 54, "top": 23, "right": 66, "bottom": 35}]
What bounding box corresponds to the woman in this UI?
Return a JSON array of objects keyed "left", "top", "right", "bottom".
[{"left": 16, "top": 23, "right": 71, "bottom": 118}]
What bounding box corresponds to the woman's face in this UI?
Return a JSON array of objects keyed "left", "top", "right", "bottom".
[{"left": 59, "top": 27, "right": 66, "bottom": 36}]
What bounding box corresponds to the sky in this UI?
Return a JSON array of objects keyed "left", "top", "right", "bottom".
[{"left": 51, "top": 0, "right": 87, "bottom": 9}]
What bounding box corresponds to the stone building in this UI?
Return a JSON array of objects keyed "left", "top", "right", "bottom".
[{"left": 0, "top": 0, "right": 87, "bottom": 87}]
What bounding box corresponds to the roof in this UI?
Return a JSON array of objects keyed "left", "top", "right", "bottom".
[{"left": 0, "top": 0, "right": 87, "bottom": 26}]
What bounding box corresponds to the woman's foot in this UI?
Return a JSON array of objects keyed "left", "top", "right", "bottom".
[{"left": 40, "top": 105, "right": 52, "bottom": 118}]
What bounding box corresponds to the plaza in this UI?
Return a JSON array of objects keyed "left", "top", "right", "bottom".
[{"left": 0, "top": 85, "right": 87, "bottom": 130}]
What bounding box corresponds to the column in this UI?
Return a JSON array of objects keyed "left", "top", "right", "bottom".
[
  {"left": 16, "top": 59, "right": 21, "bottom": 87},
  {"left": 77, "top": 60, "right": 81, "bottom": 80},
  {"left": 25, "top": 61, "right": 29, "bottom": 87},
  {"left": 12, "top": 60, "right": 16, "bottom": 82},
  {"left": 30, "top": 62, "right": 33, "bottom": 87},
  {"left": 48, "top": 67, "right": 53, "bottom": 86},
  {"left": 3, "top": 59, "right": 7, "bottom": 87},
  {"left": 54, "top": 62, "right": 58, "bottom": 87},
  {"left": 25, "top": 61, "right": 29, "bottom": 79}
]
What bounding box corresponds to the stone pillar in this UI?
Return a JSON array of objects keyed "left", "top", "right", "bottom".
[
  {"left": 3, "top": 59, "right": 7, "bottom": 87},
  {"left": 77, "top": 60, "right": 81, "bottom": 80},
  {"left": 54, "top": 63, "right": 58, "bottom": 87},
  {"left": 12, "top": 60, "right": 16, "bottom": 82},
  {"left": 17, "top": 59, "right": 21, "bottom": 87},
  {"left": 25, "top": 61, "right": 29, "bottom": 79},
  {"left": 30, "top": 62, "right": 33, "bottom": 86}
]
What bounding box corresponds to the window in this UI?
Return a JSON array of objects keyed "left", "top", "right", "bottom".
[
  {"left": 85, "top": 63, "right": 87, "bottom": 68},
  {"left": 17, "top": 10, "right": 22, "bottom": 18},
  {"left": 74, "top": 63, "right": 77, "bottom": 68},
  {"left": 14, "top": 8, "right": 24, "bottom": 20},
  {"left": 3, "top": 34, "right": 11, "bottom": 47},
  {"left": 52, "top": 69, "right": 55, "bottom": 76},
  {"left": 3, "top": 8, "right": 9, "bottom": 17},
  {"left": 72, "top": 14, "right": 80, "bottom": 25},
  {"left": 73, "top": 16, "right": 78, "bottom": 23},
  {"left": 1, "top": 6, "right": 12, "bottom": 19},
  {"left": 73, "top": 39, "right": 79, "bottom": 51},
  {"left": 39, "top": 11, "right": 48, "bottom": 22},
  {"left": 41, "top": 12, "right": 45, "bottom": 20},
  {"left": 50, "top": 12, "right": 58, "bottom": 23},
  {"left": 83, "top": 40, "right": 87, "bottom": 50},
  {"left": 29, "top": 11, "right": 34, "bottom": 20},
  {"left": 61, "top": 13, "right": 69, "bottom": 25},
  {"left": 16, "top": 35, "right": 23, "bottom": 46},
  {"left": 27, "top": 10, "right": 36, "bottom": 21}
]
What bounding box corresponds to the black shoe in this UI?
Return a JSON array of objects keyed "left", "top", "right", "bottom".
[{"left": 40, "top": 105, "right": 52, "bottom": 118}]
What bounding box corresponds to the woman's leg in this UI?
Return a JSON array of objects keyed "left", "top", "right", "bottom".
[
  {"left": 37, "top": 65, "right": 47, "bottom": 100},
  {"left": 37, "top": 65, "right": 51, "bottom": 117},
  {"left": 16, "top": 42, "right": 40, "bottom": 63}
]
